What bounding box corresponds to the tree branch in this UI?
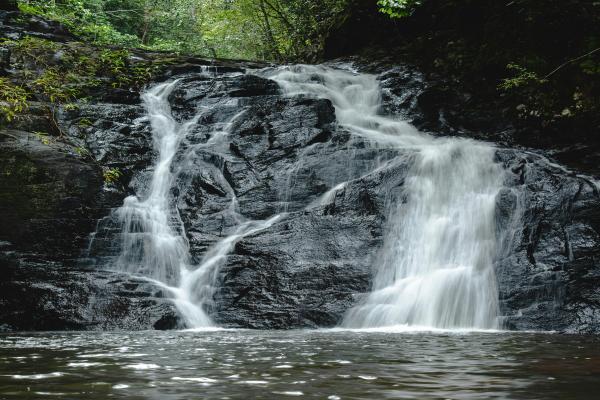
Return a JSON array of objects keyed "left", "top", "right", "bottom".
[
  {"left": 262, "top": 0, "right": 294, "bottom": 29},
  {"left": 544, "top": 47, "right": 600, "bottom": 79}
]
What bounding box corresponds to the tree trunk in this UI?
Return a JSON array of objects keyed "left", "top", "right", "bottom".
[
  {"left": 140, "top": 9, "right": 151, "bottom": 45},
  {"left": 258, "top": 0, "right": 281, "bottom": 61}
]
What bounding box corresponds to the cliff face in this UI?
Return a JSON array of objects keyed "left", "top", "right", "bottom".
[
  {"left": 0, "top": 11, "right": 599, "bottom": 333},
  {"left": 0, "top": 10, "right": 182, "bottom": 330}
]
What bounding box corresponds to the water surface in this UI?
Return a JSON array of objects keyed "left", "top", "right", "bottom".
[{"left": 1, "top": 330, "right": 598, "bottom": 399}]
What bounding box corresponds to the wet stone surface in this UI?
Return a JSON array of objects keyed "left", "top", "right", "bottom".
[{"left": 0, "top": 52, "right": 598, "bottom": 332}]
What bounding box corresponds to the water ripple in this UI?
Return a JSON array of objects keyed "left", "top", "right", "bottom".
[{"left": 0, "top": 331, "right": 598, "bottom": 399}]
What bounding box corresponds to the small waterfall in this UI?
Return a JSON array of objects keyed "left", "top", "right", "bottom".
[
  {"left": 270, "top": 65, "right": 505, "bottom": 330},
  {"left": 88, "top": 64, "right": 506, "bottom": 331},
  {"left": 175, "top": 215, "right": 281, "bottom": 327},
  {"left": 115, "top": 82, "right": 188, "bottom": 286},
  {"left": 111, "top": 80, "right": 213, "bottom": 325},
  {"left": 100, "top": 78, "right": 279, "bottom": 328},
  {"left": 344, "top": 142, "right": 503, "bottom": 329}
]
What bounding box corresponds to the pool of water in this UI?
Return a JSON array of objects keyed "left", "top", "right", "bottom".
[{"left": 0, "top": 330, "right": 598, "bottom": 399}]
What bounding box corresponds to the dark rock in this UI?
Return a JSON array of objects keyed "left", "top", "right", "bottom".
[
  {"left": 494, "top": 150, "right": 600, "bottom": 333},
  {"left": 0, "top": 46, "right": 9, "bottom": 74},
  {"left": 0, "top": 130, "right": 103, "bottom": 257},
  {"left": 0, "top": 11, "right": 598, "bottom": 333},
  {"left": 0, "top": 130, "right": 177, "bottom": 331},
  {"left": 0, "top": 11, "right": 77, "bottom": 42},
  {"left": 164, "top": 65, "right": 600, "bottom": 332},
  {"left": 0, "top": 1, "right": 17, "bottom": 12}
]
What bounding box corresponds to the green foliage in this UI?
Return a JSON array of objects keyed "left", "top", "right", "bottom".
[
  {"left": 64, "top": 103, "right": 80, "bottom": 111},
  {"left": 5, "top": 35, "right": 153, "bottom": 102},
  {"left": 497, "top": 46, "right": 600, "bottom": 122},
  {"left": 374, "top": 0, "right": 599, "bottom": 130},
  {"left": 580, "top": 59, "right": 600, "bottom": 75},
  {"left": 77, "top": 118, "right": 94, "bottom": 127},
  {"left": 0, "top": 77, "right": 29, "bottom": 123},
  {"left": 129, "top": 65, "right": 155, "bottom": 85},
  {"left": 99, "top": 49, "right": 129, "bottom": 74},
  {"left": 103, "top": 167, "right": 123, "bottom": 184},
  {"left": 2, "top": 34, "right": 157, "bottom": 139},
  {"left": 196, "top": 0, "right": 349, "bottom": 61},
  {"left": 74, "top": 146, "right": 91, "bottom": 157},
  {"left": 33, "top": 68, "right": 80, "bottom": 103},
  {"left": 18, "top": 0, "right": 139, "bottom": 47},
  {"left": 5, "top": 35, "right": 59, "bottom": 53},
  {"left": 34, "top": 131, "right": 52, "bottom": 145},
  {"left": 16, "top": 0, "right": 350, "bottom": 61},
  {"left": 377, "top": 0, "right": 421, "bottom": 18},
  {"left": 497, "top": 62, "right": 597, "bottom": 123},
  {"left": 497, "top": 63, "right": 554, "bottom": 121},
  {"left": 1, "top": 36, "right": 59, "bottom": 67},
  {"left": 498, "top": 63, "right": 545, "bottom": 91}
]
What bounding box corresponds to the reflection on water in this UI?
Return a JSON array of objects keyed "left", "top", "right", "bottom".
[{"left": 0, "top": 330, "right": 598, "bottom": 399}]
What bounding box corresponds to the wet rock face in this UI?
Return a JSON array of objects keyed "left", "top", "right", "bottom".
[
  {"left": 0, "top": 131, "right": 178, "bottom": 331},
  {"left": 1, "top": 52, "right": 598, "bottom": 331},
  {"left": 150, "top": 72, "right": 403, "bottom": 328},
  {"left": 367, "top": 60, "right": 600, "bottom": 177},
  {"left": 494, "top": 151, "right": 600, "bottom": 333},
  {"left": 0, "top": 131, "right": 103, "bottom": 331},
  {"left": 378, "top": 68, "right": 600, "bottom": 333}
]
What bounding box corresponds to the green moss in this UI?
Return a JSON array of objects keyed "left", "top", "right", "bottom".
[
  {"left": 32, "top": 68, "right": 81, "bottom": 104},
  {"left": 0, "top": 77, "right": 29, "bottom": 124},
  {"left": 2, "top": 35, "right": 162, "bottom": 135}
]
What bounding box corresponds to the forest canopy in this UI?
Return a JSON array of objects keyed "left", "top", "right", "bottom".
[
  {"left": 15, "top": 0, "right": 353, "bottom": 61},
  {"left": 12, "top": 1, "right": 598, "bottom": 129}
]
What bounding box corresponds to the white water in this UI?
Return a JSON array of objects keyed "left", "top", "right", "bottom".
[
  {"left": 111, "top": 79, "right": 279, "bottom": 328},
  {"left": 174, "top": 214, "right": 281, "bottom": 327},
  {"left": 105, "top": 64, "right": 505, "bottom": 331},
  {"left": 270, "top": 65, "right": 505, "bottom": 330},
  {"left": 115, "top": 82, "right": 188, "bottom": 286}
]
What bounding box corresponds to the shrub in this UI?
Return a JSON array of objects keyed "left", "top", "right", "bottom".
[
  {"left": 0, "top": 77, "right": 29, "bottom": 123},
  {"left": 103, "top": 167, "right": 123, "bottom": 184},
  {"left": 377, "top": 0, "right": 421, "bottom": 18}
]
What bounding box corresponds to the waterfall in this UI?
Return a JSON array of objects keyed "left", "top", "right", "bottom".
[
  {"left": 104, "top": 78, "right": 279, "bottom": 328},
  {"left": 90, "top": 64, "right": 505, "bottom": 331},
  {"left": 111, "top": 80, "right": 212, "bottom": 326},
  {"left": 115, "top": 82, "right": 188, "bottom": 286},
  {"left": 269, "top": 65, "right": 505, "bottom": 330}
]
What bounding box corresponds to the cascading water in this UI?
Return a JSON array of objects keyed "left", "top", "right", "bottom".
[
  {"left": 343, "top": 141, "right": 503, "bottom": 329},
  {"left": 92, "top": 64, "right": 505, "bottom": 331},
  {"left": 115, "top": 81, "right": 188, "bottom": 286},
  {"left": 269, "top": 65, "right": 505, "bottom": 330},
  {"left": 111, "top": 80, "right": 212, "bottom": 326},
  {"left": 104, "top": 78, "right": 280, "bottom": 328}
]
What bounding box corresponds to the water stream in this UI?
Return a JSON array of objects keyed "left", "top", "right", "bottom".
[
  {"left": 269, "top": 65, "right": 505, "bottom": 329},
  {"left": 97, "top": 64, "right": 506, "bottom": 331},
  {"left": 103, "top": 79, "right": 280, "bottom": 328}
]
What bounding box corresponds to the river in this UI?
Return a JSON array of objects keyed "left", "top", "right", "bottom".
[{"left": 1, "top": 330, "right": 599, "bottom": 399}]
